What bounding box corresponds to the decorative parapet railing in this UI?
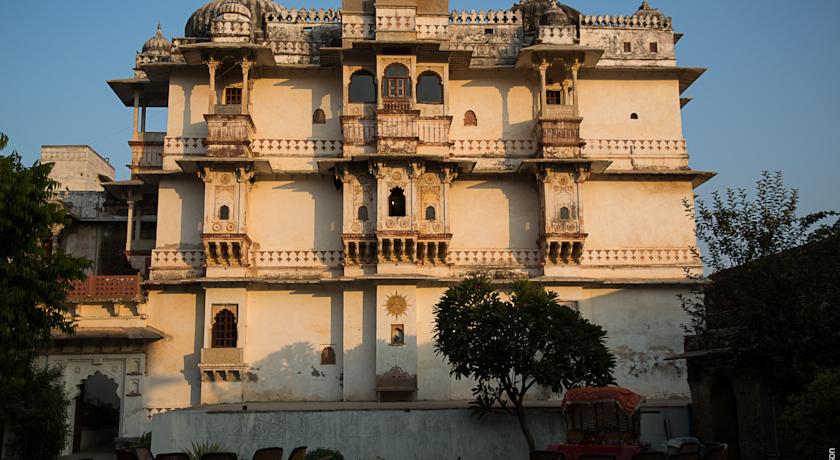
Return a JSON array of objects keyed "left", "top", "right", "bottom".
[
  {"left": 416, "top": 16, "right": 449, "bottom": 40},
  {"left": 251, "top": 139, "right": 343, "bottom": 156},
  {"left": 130, "top": 132, "right": 165, "bottom": 169},
  {"left": 265, "top": 8, "right": 342, "bottom": 23},
  {"left": 582, "top": 139, "right": 688, "bottom": 156},
  {"left": 164, "top": 137, "right": 206, "bottom": 156},
  {"left": 538, "top": 25, "right": 578, "bottom": 45},
  {"left": 579, "top": 14, "right": 672, "bottom": 30},
  {"left": 341, "top": 118, "right": 377, "bottom": 146},
  {"left": 69, "top": 275, "right": 142, "bottom": 302},
  {"left": 449, "top": 9, "right": 522, "bottom": 25},
  {"left": 342, "top": 15, "right": 376, "bottom": 40},
  {"left": 449, "top": 139, "right": 538, "bottom": 158},
  {"left": 376, "top": 12, "right": 416, "bottom": 33},
  {"left": 418, "top": 117, "right": 453, "bottom": 145},
  {"left": 582, "top": 248, "right": 699, "bottom": 266},
  {"left": 448, "top": 249, "right": 541, "bottom": 267},
  {"left": 254, "top": 250, "right": 344, "bottom": 268},
  {"left": 151, "top": 249, "right": 205, "bottom": 270}
]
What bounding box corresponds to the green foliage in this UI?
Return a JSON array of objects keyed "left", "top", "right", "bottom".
[
  {"left": 780, "top": 369, "right": 840, "bottom": 459},
  {"left": 4, "top": 366, "right": 71, "bottom": 460},
  {"left": 433, "top": 277, "right": 615, "bottom": 451},
  {"left": 183, "top": 440, "right": 229, "bottom": 460},
  {"left": 305, "top": 448, "right": 345, "bottom": 460},
  {"left": 137, "top": 431, "right": 153, "bottom": 448}
]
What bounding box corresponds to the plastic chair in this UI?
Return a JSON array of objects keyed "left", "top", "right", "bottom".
[
  {"left": 201, "top": 454, "right": 238, "bottom": 460},
  {"left": 287, "top": 446, "right": 307, "bottom": 460},
  {"left": 155, "top": 454, "right": 190, "bottom": 460},
  {"left": 253, "top": 447, "right": 284, "bottom": 460},
  {"left": 631, "top": 453, "right": 667, "bottom": 460},
  {"left": 530, "top": 451, "right": 566, "bottom": 460}
]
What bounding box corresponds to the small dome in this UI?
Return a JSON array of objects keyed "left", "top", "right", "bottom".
[
  {"left": 142, "top": 24, "right": 171, "bottom": 55},
  {"left": 634, "top": 1, "right": 666, "bottom": 21},
  {"left": 540, "top": 1, "right": 571, "bottom": 26},
  {"left": 186, "top": 0, "right": 285, "bottom": 38},
  {"left": 514, "top": 0, "right": 581, "bottom": 31},
  {"left": 216, "top": 0, "right": 252, "bottom": 18}
]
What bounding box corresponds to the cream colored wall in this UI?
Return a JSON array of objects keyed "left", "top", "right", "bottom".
[
  {"left": 167, "top": 70, "right": 210, "bottom": 139},
  {"left": 449, "top": 177, "right": 540, "bottom": 250},
  {"left": 144, "top": 290, "right": 203, "bottom": 410},
  {"left": 582, "top": 180, "right": 696, "bottom": 248},
  {"left": 155, "top": 177, "right": 204, "bottom": 248},
  {"left": 449, "top": 70, "right": 538, "bottom": 141},
  {"left": 578, "top": 78, "right": 683, "bottom": 140},
  {"left": 248, "top": 176, "right": 343, "bottom": 250},
  {"left": 244, "top": 287, "right": 343, "bottom": 401}
]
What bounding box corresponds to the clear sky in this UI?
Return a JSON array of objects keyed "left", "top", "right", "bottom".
[{"left": 0, "top": 0, "right": 838, "bottom": 213}]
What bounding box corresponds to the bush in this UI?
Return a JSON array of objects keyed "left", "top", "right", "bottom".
[
  {"left": 780, "top": 368, "right": 840, "bottom": 459},
  {"left": 4, "top": 367, "right": 70, "bottom": 460},
  {"left": 183, "top": 441, "right": 229, "bottom": 460},
  {"left": 305, "top": 448, "right": 345, "bottom": 460}
]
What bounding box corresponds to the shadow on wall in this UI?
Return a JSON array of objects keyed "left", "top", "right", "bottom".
[
  {"left": 460, "top": 69, "right": 538, "bottom": 141},
  {"left": 273, "top": 71, "right": 343, "bottom": 140},
  {"left": 183, "top": 290, "right": 205, "bottom": 406},
  {"left": 462, "top": 178, "right": 539, "bottom": 249},
  {"left": 272, "top": 179, "right": 343, "bottom": 251}
]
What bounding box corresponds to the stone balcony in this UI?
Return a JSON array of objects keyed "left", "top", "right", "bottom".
[
  {"left": 68, "top": 275, "right": 143, "bottom": 303},
  {"left": 129, "top": 132, "right": 165, "bottom": 170},
  {"left": 202, "top": 233, "right": 252, "bottom": 267},
  {"left": 199, "top": 347, "right": 247, "bottom": 382},
  {"left": 537, "top": 104, "right": 583, "bottom": 158},
  {"left": 204, "top": 104, "right": 255, "bottom": 158}
]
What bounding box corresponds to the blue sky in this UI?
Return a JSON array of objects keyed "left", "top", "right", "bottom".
[{"left": 0, "top": 0, "right": 838, "bottom": 213}]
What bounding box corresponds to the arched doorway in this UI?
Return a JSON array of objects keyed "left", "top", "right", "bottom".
[
  {"left": 71, "top": 371, "right": 120, "bottom": 453},
  {"left": 710, "top": 375, "right": 740, "bottom": 460}
]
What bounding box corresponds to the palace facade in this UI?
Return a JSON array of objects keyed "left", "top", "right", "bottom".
[{"left": 41, "top": 0, "right": 711, "bottom": 456}]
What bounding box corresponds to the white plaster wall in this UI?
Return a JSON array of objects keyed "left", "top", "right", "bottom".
[
  {"left": 248, "top": 177, "right": 343, "bottom": 251},
  {"left": 167, "top": 70, "right": 210, "bottom": 139},
  {"left": 578, "top": 78, "right": 683, "bottom": 140},
  {"left": 155, "top": 177, "right": 204, "bottom": 249},
  {"left": 449, "top": 177, "right": 540, "bottom": 250},
  {"left": 581, "top": 180, "right": 696, "bottom": 248},
  {"left": 152, "top": 407, "right": 566, "bottom": 460},
  {"left": 449, "top": 70, "right": 538, "bottom": 141},
  {"left": 244, "top": 287, "right": 343, "bottom": 401},
  {"left": 342, "top": 287, "right": 377, "bottom": 401}
]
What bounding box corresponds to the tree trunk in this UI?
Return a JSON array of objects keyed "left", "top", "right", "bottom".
[{"left": 514, "top": 399, "right": 536, "bottom": 452}]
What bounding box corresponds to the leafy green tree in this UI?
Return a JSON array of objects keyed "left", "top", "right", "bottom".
[
  {"left": 0, "top": 133, "right": 89, "bottom": 459},
  {"left": 434, "top": 277, "right": 616, "bottom": 452},
  {"left": 780, "top": 369, "right": 840, "bottom": 460}
]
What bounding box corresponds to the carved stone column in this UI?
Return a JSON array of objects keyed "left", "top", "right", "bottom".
[
  {"left": 571, "top": 59, "right": 581, "bottom": 117},
  {"left": 538, "top": 59, "right": 549, "bottom": 115},
  {"left": 240, "top": 58, "right": 251, "bottom": 115},
  {"left": 207, "top": 58, "right": 219, "bottom": 113}
]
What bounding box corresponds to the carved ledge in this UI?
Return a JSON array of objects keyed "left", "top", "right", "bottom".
[
  {"left": 202, "top": 233, "right": 252, "bottom": 267},
  {"left": 204, "top": 109, "right": 255, "bottom": 158},
  {"left": 541, "top": 233, "right": 587, "bottom": 265},
  {"left": 199, "top": 347, "right": 248, "bottom": 382}
]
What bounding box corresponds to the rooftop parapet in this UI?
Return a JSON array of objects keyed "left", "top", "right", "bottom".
[
  {"left": 265, "top": 8, "right": 342, "bottom": 24},
  {"left": 448, "top": 9, "right": 522, "bottom": 25},
  {"left": 579, "top": 14, "right": 672, "bottom": 30}
]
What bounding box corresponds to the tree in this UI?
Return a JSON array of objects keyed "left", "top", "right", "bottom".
[
  {"left": 780, "top": 368, "right": 840, "bottom": 460},
  {"left": 433, "top": 277, "right": 616, "bottom": 452},
  {"left": 0, "top": 133, "right": 89, "bottom": 459}
]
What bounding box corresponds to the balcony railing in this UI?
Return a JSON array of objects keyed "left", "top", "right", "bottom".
[
  {"left": 541, "top": 104, "right": 576, "bottom": 119},
  {"left": 538, "top": 119, "right": 582, "bottom": 147},
  {"left": 204, "top": 106, "right": 255, "bottom": 157},
  {"left": 382, "top": 98, "right": 413, "bottom": 111},
  {"left": 129, "top": 132, "right": 165, "bottom": 169},
  {"left": 341, "top": 117, "right": 377, "bottom": 145},
  {"left": 418, "top": 117, "right": 452, "bottom": 145},
  {"left": 377, "top": 113, "right": 419, "bottom": 139},
  {"left": 68, "top": 275, "right": 142, "bottom": 302}
]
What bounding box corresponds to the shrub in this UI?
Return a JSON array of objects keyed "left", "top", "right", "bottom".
[
  {"left": 305, "top": 448, "right": 345, "bottom": 460},
  {"left": 780, "top": 368, "right": 840, "bottom": 459},
  {"left": 4, "top": 367, "right": 71, "bottom": 460},
  {"left": 183, "top": 441, "right": 229, "bottom": 460}
]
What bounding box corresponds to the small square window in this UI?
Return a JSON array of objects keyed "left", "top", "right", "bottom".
[
  {"left": 224, "top": 87, "right": 242, "bottom": 105},
  {"left": 623, "top": 42, "right": 632, "bottom": 52},
  {"left": 649, "top": 42, "right": 658, "bottom": 53},
  {"left": 484, "top": 28, "right": 494, "bottom": 35},
  {"left": 546, "top": 90, "right": 563, "bottom": 105}
]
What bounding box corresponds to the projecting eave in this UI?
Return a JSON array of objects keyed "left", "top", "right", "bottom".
[
  {"left": 515, "top": 44, "right": 604, "bottom": 70},
  {"left": 53, "top": 327, "right": 165, "bottom": 342},
  {"left": 178, "top": 42, "right": 277, "bottom": 67},
  {"left": 107, "top": 78, "right": 169, "bottom": 107},
  {"left": 518, "top": 159, "right": 612, "bottom": 174},
  {"left": 176, "top": 156, "right": 272, "bottom": 174},
  {"left": 592, "top": 169, "right": 716, "bottom": 189},
  {"left": 320, "top": 41, "right": 473, "bottom": 70},
  {"left": 101, "top": 179, "right": 156, "bottom": 201},
  {"left": 580, "top": 66, "right": 706, "bottom": 95}
]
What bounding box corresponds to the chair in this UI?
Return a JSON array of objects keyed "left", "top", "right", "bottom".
[
  {"left": 530, "top": 451, "right": 566, "bottom": 460},
  {"left": 703, "top": 444, "right": 728, "bottom": 460},
  {"left": 671, "top": 453, "right": 701, "bottom": 460},
  {"left": 631, "top": 453, "right": 667, "bottom": 460},
  {"left": 679, "top": 443, "right": 702, "bottom": 454},
  {"left": 155, "top": 455, "right": 190, "bottom": 460},
  {"left": 578, "top": 455, "right": 617, "bottom": 460},
  {"left": 287, "top": 446, "right": 307, "bottom": 460},
  {"left": 253, "top": 448, "right": 284, "bottom": 460},
  {"left": 135, "top": 446, "right": 154, "bottom": 460},
  {"left": 116, "top": 450, "right": 140, "bottom": 460},
  {"left": 201, "top": 454, "right": 238, "bottom": 460}
]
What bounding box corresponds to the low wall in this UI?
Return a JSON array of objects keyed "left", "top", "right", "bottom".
[{"left": 152, "top": 406, "right": 567, "bottom": 460}]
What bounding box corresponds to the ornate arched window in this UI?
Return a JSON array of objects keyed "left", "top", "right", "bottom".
[
  {"left": 464, "top": 110, "right": 478, "bottom": 126},
  {"left": 219, "top": 205, "right": 230, "bottom": 220},
  {"left": 425, "top": 206, "right": 436, "bottom": 221},
  {"left": 388, "top": 187, "right": 406, "bottom": 217},
  {"left": 357, "top": 205, "right": 369, "bottom": 222},
  {"left": 416, "top": 71, "right": 443, "bottom": 104},
  {"left": 212, "top": 308, "right": 237, "bottom": 348},
  {"left": 312, "top": 109, "right": 326, "bottom": 124},
  {"left": 320, "top": 346, "right": 336, "bottom": 365},
  {"left": 560, "top": 206, "right": 571, "bottom": 220},
  {"left": 383, "top": 63, "right": 411, "bottom": 99},
  {"left": 349, "top": 70, "right": 376, "bottom": 103}
]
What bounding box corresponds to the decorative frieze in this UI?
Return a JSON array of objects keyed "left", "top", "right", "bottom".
[
  {"left": 254, "top": 250, "right": 343, "bottom": 268},
  {"left": 579, "top": 14, "right": 672, "bottom": 30},
  {"left": 582, "top": 248, "right": 699, "bottom": 266}
]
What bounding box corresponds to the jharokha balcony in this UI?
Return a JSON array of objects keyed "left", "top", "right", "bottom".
[
  {"left": 68, "top": 274, "right": 143, "bottom": 302},
  {"left": 204, "top": 104, "right": 255, "bottom": 158},
  {"left": 129, "top": 132, "right": 165, "bottom": 170},
  {"left": 341, "top": 98, "right": 452, "bottom": 155}
]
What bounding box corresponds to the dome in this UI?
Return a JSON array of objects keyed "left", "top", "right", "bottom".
[
  {"left": 513, "top": 0, "right": 581, "bottom": 31},
  {"left": 540, "top": 1, "right": 572, "bottom": 26},
  {"left": 216, "top": 0, "right": 252, "bottom": 19},
  {"left": 634, "top": 1, "right": 666, "bottom": 21},
  {"left": 142, "top": 24, "right": 171, "bottom": 55},
  {"left": 185, "top": 0, "right": 285, "bottom": 38}
]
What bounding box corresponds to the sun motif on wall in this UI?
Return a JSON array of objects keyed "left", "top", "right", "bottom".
[{"left": 384, "top": 293, "right": 409, "bottom": 319}]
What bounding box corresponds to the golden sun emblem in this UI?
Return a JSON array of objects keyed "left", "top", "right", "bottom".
[{"left": 384, "top": 293, "right": 409, "bottom": 319}]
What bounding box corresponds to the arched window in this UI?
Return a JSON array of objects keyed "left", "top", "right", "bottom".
[
  {"left": 416, "top": 71, "right": 443, "bottom": 104},
  {"left": 312, "top": 109, "right": 326, "bottom": 124},
  {"left": 630, "top": 113, "right": 639, "bottom": 120},
  {"left": 388, "top": 187, "right": 406, "bottom": 217},
  {"left": 219, "top": 205, "right": 230, "bottom": 220},
  {"left": 357, "top": 205, "right": 369, "bottom": 222},
  {"left": 425, "top": 206, "right": 436, "bottom": 221},
  {"left": 349, "top": 70, "right": 376, "bottom": 103},
  {"left": 464, "top": 110, "right": 477, "bottom": 126},
  {"left": 383, "top": 63, "right": 411, "bottom": 99},
  {"left": 320, "top": 346, "right": 336, "bottom": 365},
  {"left": 212, "top": 309, "right": 237, "bottom": 348},
  {"left": 560, "top": 207, "right": 571, "bottom": 220}
]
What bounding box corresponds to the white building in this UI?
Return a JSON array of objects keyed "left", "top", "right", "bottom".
[{"left": 43, "top": 0, "right": 712, "bottom": 457}]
